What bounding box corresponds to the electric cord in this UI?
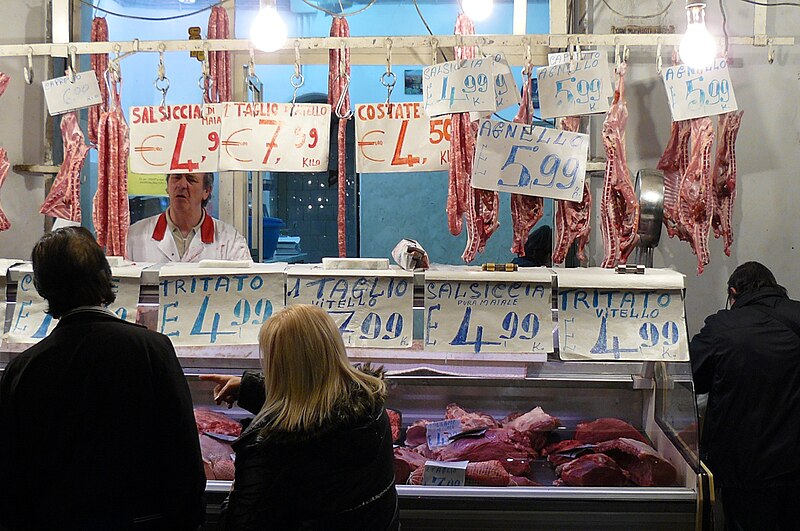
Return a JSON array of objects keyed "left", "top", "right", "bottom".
[{"left": 77, "top": 0, "right": 227, "bottom": 21}]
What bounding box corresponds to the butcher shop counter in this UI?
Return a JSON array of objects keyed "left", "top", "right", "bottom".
[{"left": 186, "top": 358, "right": 708, "bottom": 531}]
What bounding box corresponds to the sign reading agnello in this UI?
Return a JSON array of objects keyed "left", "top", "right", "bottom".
[
  {"left": 285, "top": 265, "right": 414, "bottom": 348},
  {"left": 424, "top": 267, "right": 552, "bottom": 357},
  {"left": 158, "top": 263, "right": 286, "bottom": 346},
  {"left": 557, "top": 268, "right": 688, "bottom": 361}
]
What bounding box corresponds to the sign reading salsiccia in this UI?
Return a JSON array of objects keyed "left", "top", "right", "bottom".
[{"left": 423, "top": 58, "right": 498, "bottom": 117}]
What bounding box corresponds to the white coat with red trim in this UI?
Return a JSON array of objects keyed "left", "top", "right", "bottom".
[{"left": 126, "top": 212, "right": 252, "bottom": 263}]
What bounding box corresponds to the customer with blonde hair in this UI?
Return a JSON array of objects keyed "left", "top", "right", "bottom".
[{"left": 215, "top": 304, "right": 399, "bottom": 530}]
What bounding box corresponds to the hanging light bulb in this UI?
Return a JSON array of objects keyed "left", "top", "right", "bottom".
[
  {"left": 462, "top": 0, "right": 494, "bottom": 21},
  {"left": 679, "top": 2, "right": 716, "bottom": 69},
  {"left": 250, "top": 0, "right": 287, "bottom": 53}
]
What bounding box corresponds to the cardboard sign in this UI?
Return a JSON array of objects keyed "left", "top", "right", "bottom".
[
  {"left": 537, "top": 52, "right": 613, "bottom": 119},
  {"left": 422, "top": 460, "right": 468, "bottom": 487},
  {"left": 557, "top": 268, "right": 689, "bottom": 361},
  {"left": 663, "top": 58, "right": 738, "bottom": 121},
  {"left": 5, "top": 266, "right": 56, "bottom": 344},
  {"left": 285, "top": 265, "right": 414, "bottom": 348},
  {"left": 42, "top": 70, "right": 103, "bottom": 116},
  {"left": 426, "top": 419, "right": 462, "bottom": 449},
  {"left": 158, "top": 263, "right": 286, "bottom": 346},
  {"left": 491, "top": 53, "right": 521, "bottom": 111},
  {"left": 217, "top": 102, "right": 331, "bottom": 172},
  {"left": 423, "top": 58, "right": 497, "bottom": 117},
  {"left": 472, "top": 119, "right": 589, "bottom": 202},
  {"left": 129, "top": 104, "right": 224, "bottom": 174},
  {"left": 109, "top": 264, "right": 148, "bottom": 323},
  {"left": 424, "top": 267, "right": 553, "bottom": 355},
  {"left": 355, "top": 102, "right": 450, "bottom": 173}
]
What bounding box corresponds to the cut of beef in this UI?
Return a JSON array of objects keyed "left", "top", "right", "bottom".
[
  {"left": 596, "top": 437, "right": 677, "bottom": 487},
  {"left": 543, "top": 439, "right": 596, "bottom": 466},
  {"left": 433, "top": 428, "right": 536, "bottom": 475},
  {"left": 394, "top": 446, "right": 427, "bottom": 484},
  {"left": 445, "top": 403, "right": 499, "bottom": 431},
  {"left": 199, "top": 433, "right": 235, "bottom": 481},
  {"left": 503, "top": 406, "right": 559, "bottom": 450},
  {"left": 409, "top": 459, "right": 511, "bottom": 487},
  {"left": 405, "top": 420, "right": 429, "bottom": 447},
  {"left": 387, "top": 408, "right": 402, "bottom": 443},
  {"left": 574, "top": 418, "right": 648, "bottom": 445},
  {"left": 556, "top": 453, "right": 628, "bottom": 487},
  {"left": 194, "top": 408, "right": 242, "bottom": 437}
]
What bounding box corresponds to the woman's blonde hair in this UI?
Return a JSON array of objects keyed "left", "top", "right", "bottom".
[{"left": 254, "top": 304, "right": 386, "bottom": 433}]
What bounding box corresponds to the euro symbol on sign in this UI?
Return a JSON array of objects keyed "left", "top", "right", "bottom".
[
  {"left": 134, "top": 134, "right": 167, "bottom": 167},
  {"left": 357, "top": 130, "right": 385, "bottom": 163},
  {"left": 221, "top": 128, "right": 253, "bottom": 163}
]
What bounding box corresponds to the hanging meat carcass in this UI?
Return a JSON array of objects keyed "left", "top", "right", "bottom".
[
  {"left": 553, "top": 116, "right": 593, "bottom": 264},
  {"left": 599, "top": 63, "right": 639, "bottom": 267},
  {"left": 93, "top": 75, "right": 129, "bottom": 257},
  {"left": 40, "top": 112, "right": 89, "bottom": 222},
  {"left": 0, "top": 72, "right": 11, "bottom": 232},
  {"left": 711, "top": 111, "right": 743, "bottom": 256},
  {"left": 88, "top": 17, "right": 109, "bottom": 145},
  {"left": 207, "top": 6, "right": 232, "bottom": 103},
  {"left": 509, "top": 74, "right": 544, "bottom": 256},
  {"left": 328, "top": 17, "right": 351, "bottom": 257},
  {"left": 657, "top": 120, "right": 692, "bottom": 242}
]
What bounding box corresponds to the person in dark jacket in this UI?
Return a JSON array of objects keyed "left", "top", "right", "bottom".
[
  {"left": 690, "top": 261, "right": 800, "bottom": 530},
  {"left": 511, "top": 225, "right": 552, "bottom": 267},
  {"left": 211, "top": 304, "right": 399, "bottom": 531},
  {"left": 0, "top": 227, "right": 206, "bottom": 531}
]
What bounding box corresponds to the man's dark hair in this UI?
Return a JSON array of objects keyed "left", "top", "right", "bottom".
[
  {"left": 727, "top": 261, "right": 787, "bottom": 299},
  {"left": 523, "top": 225, "right": 553, "bottom": 267},
  {"left": 31, "top": 227, "right": 116, "bottom": 318},
  {"left": 166, "top": 173, "right": 214, "bottom": 208}
]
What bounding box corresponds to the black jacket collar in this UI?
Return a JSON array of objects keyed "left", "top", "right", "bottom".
[{"left": 732, "top": 287, "right": 787, "bottom": 310}]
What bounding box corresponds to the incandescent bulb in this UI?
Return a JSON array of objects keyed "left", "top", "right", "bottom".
[
  {"left": 679, "top": 4, "right": 716, "bottom": 69},
  {"left": 462, "top": 0, "right": 493, "bottom": 21},
  {"left": 250, "top": 5, "right": 287, "bottom": 53}
]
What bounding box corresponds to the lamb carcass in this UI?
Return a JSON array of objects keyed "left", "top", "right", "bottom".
[
  {"left": 657, "top": 120, "right": 692, "bottom": 241},
  {"left": 711, "top": 111, "right": 743, "bottom": 256},
  {"left": 553, "top": 116, "right": 592, "bottom": 264}
]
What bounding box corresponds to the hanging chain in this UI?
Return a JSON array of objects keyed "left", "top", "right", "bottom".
[
  {"left": 380, "top": 38, "right": 396, "bottom": 107},
  {"left": 153, "top": 43, "right": 170, "bottom": 107},
  {"left": 290, "top": 40, "right": 304, "bottom": 116}
]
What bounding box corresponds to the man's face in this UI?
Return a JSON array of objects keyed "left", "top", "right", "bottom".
[{"left": 167, "top": 173, "right": 210, "bottom": 212}]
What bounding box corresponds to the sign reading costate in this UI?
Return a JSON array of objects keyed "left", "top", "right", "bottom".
[
  {"left": 285, "top": 265, "right": 414, "bottom": 348},
  {"left": 158, "top": 263, "right": 286, "bottom": 346},
  {"left": 424, "top": 267, "right": 552, "bottom": 356},
  {"left": 557, "top": 268, "right": 689, "bottom": 361}
]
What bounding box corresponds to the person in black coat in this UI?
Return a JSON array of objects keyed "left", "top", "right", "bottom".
[
  {"left": 690, "top": 261, "right": 800, "bottom": 530},
  {"left": 0, "top": 227, "right": 206, "bottom": 531},
  {"left": 205, "top": 304, "right": 399, "bottom": 531}
]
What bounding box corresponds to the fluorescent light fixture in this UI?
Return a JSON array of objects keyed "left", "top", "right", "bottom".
[
  {"left": 462, "top": 0, "right": 493, "bottom": 21},
  {"left": 250, "top": 1, "right": 287, "bottom": 53},
  {"left": 679, "top": 2, "right": 716, "bottom": 69}
]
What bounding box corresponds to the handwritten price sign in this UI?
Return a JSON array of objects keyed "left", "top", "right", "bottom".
[
  {"left": 472, "top": 119, "right": 589, "bottom": 201},
  {"left": 537, "top": 52, "right": 612, "bottom": 119},
  {"left": 285, "top": 266, "right": 413, "bottom": 348},
  {"left": 663, "top": 58, "right": 738, "bottom": 121},
  {"left": 355, "top": 102, "right": 450, "bottom": 173},
  {"left": 6, "top": 267, "right": 57, "bottom": 344},
  {"left": 557, "top": 268, "right": 689, "bottom": 361},
  {"left": 424, "top": 268, "right": 552, "bottom": 355},
  {"left": 109, "top": 264, "right": 148, "bottom": 323},
  {"left": 422, "top": 461, "right": 468, "bottom": 487},
  {"left": 218, "top": 102, "right": 331, "bottom": 172},
  {"left": 423, "top": 58, "right": 497, "bottom": 117},
  {"left": 42, "top": 70, "right": 103, "bottom": 116},
  {"left": 129, "top": 104, "right": 223, "bottom": 174},
  {"left": 158, "top": 264, "right": 286, "bottom": 346}
]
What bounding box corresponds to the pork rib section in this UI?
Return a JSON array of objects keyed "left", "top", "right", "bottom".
[
  {"left": 678, "top": 117, "right": 715, "bottom": 274},
  {"left": 41, "top": 112, "right": 89, "bottom": 222},
  {"left": 554, "top": 116, "right": 592, "bottom": 264},
  {"left": 711, "top": 111, "right": 743, "bottom": 256},
  {"left": 600, "top": 63, "right": 639, "bottom": 267}
]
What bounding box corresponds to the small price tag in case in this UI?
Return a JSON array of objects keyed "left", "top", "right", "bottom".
[
  {"left": 422, "top": 460, "right": 468, "bottom": 486},
  {"left": 425, "top": 419, "right": 461, "bottom": 449},
  {"left": 42, "top": 70, "right": 103, "bottom": 116}
]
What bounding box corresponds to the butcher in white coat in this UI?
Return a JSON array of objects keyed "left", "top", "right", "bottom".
[{"left": 127, "top": 173, "right": 252, "bottom": 263}]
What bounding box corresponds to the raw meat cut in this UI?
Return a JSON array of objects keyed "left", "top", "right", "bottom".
[
  {"left": 328, "top": 17, "right": 351, "bottom": 257},
  {"left": 553, "top": 116, "right": 593, "bottom": 264},
  {"left": 543, "top": 439, "right": 596, "bottom": 467},
  {"left": 574, "top": 418, "right": 648, "bottom": 445},
  {"left": 600, "top": 63, "right": 640, "bottom": 267},
  {"left": 40, "top": 112, "right": 89, "bottom": 222},
  {"left": 503, "top": 406, "right": 559, "bottom": 451},
  {"left": 207, "top": 6, "right": 231, "bottom": 103},
  {"left": 657, "top": 120, "right": 692, "bottom": 241},
  {"left": 677, "top": 117, "right": 715, "bottom": 274},
  {"left": 445, "top": 403, "right": 499, "bottom": 431},
  {"left": 556, "top": 453, "right": 628, "bottom": 487},
  {"left": 194, "top": 408, "right": 242, "bottom": 437},
  {"left": 93, "top": 77, "right": 129, "bottom": 257},
  {"left": 199, "top": 433, "right": 235, "bottom": 481},
  {"left": 387, "top": 408, "right": 402, "bottom": 443},
  {"left": 433, "top": 428, "right": 536, "bottom": 475},
  {"left": 596, "top": 437, "right": 677, "bottom": 487},
  {"left": 509, "top": 476, "right": 539, "bottom": 486},
  {"left": 393, "top": 446, "right": 427, "bottom": 484},
  {"left": 711, "top": 111, "right": 743, "bottom": 256},
  {"left": 88, "top": 17, "right": 108, "bottom": 145},
  {"left": 0, "top": 148, "right": 9, "bottom": 232},
  {"left": 404, "top": 420, "right": 429, "bottom": 447},
  {"left": 509, "top": 74, "right": 544, "bottom": 256},
  {"left": 409, "top": 459, "right": 511, "bottom": 487}
]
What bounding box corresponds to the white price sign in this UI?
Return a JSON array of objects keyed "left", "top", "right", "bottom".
[
  {"left": 0, "top": 260, "right": 22, "bottom": 341},
  {"left": 6, "top": 267, "right": 57, "bottom": 344},
  {"left": 424, "top": 268, "right": 552, "bottom": 356},
  {"left": 662, "top": 59, "right": 738, "bottom": 121},
  {"left": 129, "top": 104, "right": 223, "bottom": 174},
  {"left": 472, "top": 119, "right": 589, "bottom": 201},
  {"left": 158, "top": 264, "right": 286, "bottom": 346},
  {"left": 426, "top": 419, "right": 461, "bottom": 449},
  {"left": 491, "top": 53, "right": 520, "bottom": 111},
  {"left": 285, "top": 266, "right": 413, "bottom": 348},
  {"left": 42, "top": 71, "right": 103, "bottom": 116},
  {"left": 355, "top": 102, "right": 450, "bottom": 173},
  {"left": 537, "top": 52, "right": 613, "bottom": 119},
  {"left": 557, "top": 268, "right": 689, "bottom": 361},
  {"left": 422, "top": 460, "right": 468, "bottom": 487},
  {"left": 109, "top": 264, "right": 148, "bottom": 323},
  {"left": 423, "top": 58, "right": 497, "bottom": 117},
  {"left": 218, "top": 102, "right": 331, "bottom": 172}
]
